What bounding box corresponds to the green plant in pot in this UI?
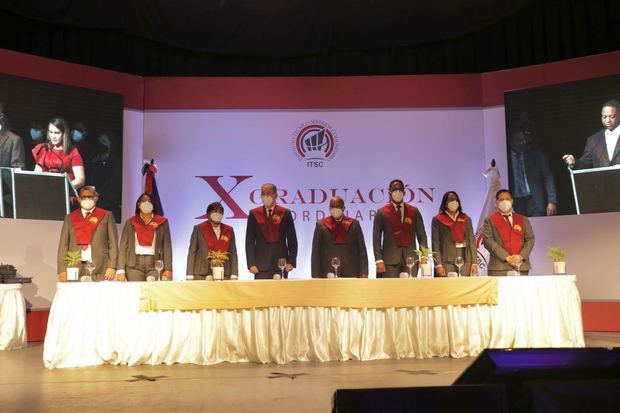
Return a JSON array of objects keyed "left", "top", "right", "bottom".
[
  {"left": 414, "top": 246, "right": 436, "bottom": 277},
  {"left": 64, "top": 250, "right": 82, "bottom": 281},
  {"left": 546, "top": 247, "right": 566, "bottom": 275}
]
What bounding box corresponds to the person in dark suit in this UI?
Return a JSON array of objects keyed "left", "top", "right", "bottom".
[
  {"left": 117, "top": 193, "right": 173, "bottom": 281},
  {"left": 186, "top": 202, "right": 238, "bottom": 280},
  {"left": 373, "top": 179, "right": 428, "bottom": 277},
  {"left": 432, "top": 191, "right": 478, "bottom": 277},
  {"left": 245, "top": 183, "right": 298, "bottom": 279},
  {"left": 563, "top": 99, "right": 620, "bottom": 169},
  {"left": 311, "top": 196, "right": 368, "bottom": 278},
  {"left": 57, "top": 186, "right": 118, "bottom": 282},
  {"left": 483, "top": 189, "right": 535, "bottom": 276},
  {"left": 508, "top": 126, "right": 557, "bottom": 217},
  {"left": 0, "top": 103, "right": 25, "bottom": 168}
]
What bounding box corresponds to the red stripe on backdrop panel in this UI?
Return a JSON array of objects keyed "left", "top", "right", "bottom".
[
  {"left": 0, "top": 49, "right": 144, "bottom": 110},
  {"left": 144, "top": 74, "right": 482, "bottom": 110},
  {"left": 581, "top": 301, "right": 620, "bottom": 333},
  {"left": 482, "top": 51, "right": 620, "bottom": 106}
]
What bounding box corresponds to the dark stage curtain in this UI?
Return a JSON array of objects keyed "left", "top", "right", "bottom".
[{"left": 0, "top": 0, "right": 618, "bottom": 76}]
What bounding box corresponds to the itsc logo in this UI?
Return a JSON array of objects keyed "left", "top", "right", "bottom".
[{"left": 291, "top": 120, "right": 339, "bottom": 167}]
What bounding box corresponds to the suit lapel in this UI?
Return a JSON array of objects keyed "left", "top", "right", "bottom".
[
  {"left": 611, "top": 135, "right": 620, "bottom": 165},
  {"left": 595, "top": 132, "right": 610, "bottom": 167}
]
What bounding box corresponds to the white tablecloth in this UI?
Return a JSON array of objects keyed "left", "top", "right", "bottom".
[
  {"left": 0, "top": 284, "right": 27, "bottom": 350},
  {"left": 43, "top": 276, "right": 584, "bottom": 369}
]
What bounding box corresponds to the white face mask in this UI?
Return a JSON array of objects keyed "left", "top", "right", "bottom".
[
  {"left": 261, "top": 195, "right": 274, "bottom": 207},
  {"left": 330, "top": 208, "right": 344, "bottom": 219},
  {"left": 391, "top": 190, "right": 404, "bottom": 203},
  {"left": 446, "top": 200, "right": 459, "bottom": 212},
  {"left": 80, "top": 199, "right": 95, "bottom": 211},
  {"left": 139, "top": 201, "right": 154, "bottom": 214},
  {"left": 209, "top": 212, "right": 223, "bottom": 223},
  {"left": 498, "top": 200, "right": 513, "bottom": 213}
]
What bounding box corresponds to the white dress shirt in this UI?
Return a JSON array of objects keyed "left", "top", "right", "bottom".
[{"left": 605, "top": 126, "right": 620, "bottom": 162}]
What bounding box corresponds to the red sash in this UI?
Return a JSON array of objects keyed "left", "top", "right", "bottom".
[
  {"left": 322, "top": 216, "right": 354, "bottom": 245},
  {"left": 381, "top": 203, "right": 417, "bottom": 248},
  {"left": 435, "top": 212, "right": 469, "bottom": 244},
  {"left": 251, "top": 205, "right": 286, "bottom": 243},
  {"left": 199, "top": 221, "right": 233, "bottom": 252},
  {"left": 130, "top": 214, "right": 167, "bottom": 246},
  {"left": 69, "top": 207, "right": 107, "bottom": 249},
  {"left": 490, "top": 211, "right": 525, "bottom": 255}
]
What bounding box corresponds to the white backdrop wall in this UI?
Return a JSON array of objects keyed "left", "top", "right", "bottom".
[{"left": 143, "top": 109, "right": 487, "bottom": 280}]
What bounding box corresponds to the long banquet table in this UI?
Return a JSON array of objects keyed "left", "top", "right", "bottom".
[
  {"left": 0, "top": 284, "right": 27, "bottom": 351},
  {"left": 43, "top": 276, "right": 584, "bottom": 369}
]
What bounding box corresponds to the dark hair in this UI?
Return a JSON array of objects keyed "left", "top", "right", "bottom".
[
  {"left": 47, "top": 117, "right": 73, "bottom": 154},
  {"left": 389, "top": 179, "right": 404, "bottom": 190},
  {"left": 495, "top": 188, "right": 513, "bottom": 200},
  {"left": 207, "top": 202, "right": 224, "bottom": 214},
  {"left": 261, "top": 183, "right": 277, "bottom": 193},
  {"left": 135, "top": 192, "right": 160, "bottom": 215},
  {"left": 602, "top": 99, "right": 620, "bottom": 110},
  {"left": 439, "top": 191, "right": 464, "bottom": 214}
]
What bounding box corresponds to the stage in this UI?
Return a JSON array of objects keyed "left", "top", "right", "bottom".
[{"left": 0, "top": 333, "right": 616, "bottom": 413}]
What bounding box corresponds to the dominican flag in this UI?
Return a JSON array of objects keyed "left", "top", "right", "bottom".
[
  {"left": 142, "top": 159, "right": 164, "bottom": 216},
  {"left": 475, "top": 160, "right": 503, "bottom": 275}
]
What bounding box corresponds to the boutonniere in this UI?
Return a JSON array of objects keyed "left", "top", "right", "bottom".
[
  {"left": 272, "top": 214, "right": 281, "bottom": 223},
  {"left": 89, "top": 217, "right": 99, "bottom": 224},
  {"left": 514, "top": 224, "right": 522, "bottom": 232},
  {"left": 457, "top": 218, "right": 466, "bottom": 222},
  {"left": 404, "top": 217, "right": 413, "bottom": 225},
  {"left": 220, "top": 235, "right": 229, "bottom": 242}
]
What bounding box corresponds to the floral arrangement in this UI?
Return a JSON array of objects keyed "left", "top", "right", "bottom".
[
  {"left": 546, "top": 247, "right": 566, "bottom": 262},
  {"left": 64, "top": 250, "right": 82, "bottom": 267},
  {"left": 207, "top": 250, "right": 229, "bottom": 267},
  {"left": 414, "top": 246, "right": 437, "bottom": 264}
]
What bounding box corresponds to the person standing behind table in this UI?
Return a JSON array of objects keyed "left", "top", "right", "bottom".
[
  {"left": 187, "top": 202, "right": 239, "bottom": 280},
  {"left": 373, "top": 179, "right": 428, "bottom": 277},
  {"left": 56, "top": 186, "right": 118, "bottom": 282},
  {"left": 0, "top": 103, "right": 25, "bottom": 168},
  {"left": 563, "top": 99, "right": 620, "bottom": 169},
  {"left": 311, "top": 196, "right": 368, "bottom": 278},
  {"left": 245, "top": 183, "right": 298, "bottom": 279},
  {"left": 117, "top": 193, "right": 173, "bottom": 281},
  {"left": 33, "top": 117, "right": 85, "bottom": 189},
  {"left": 432, "top": 191, "right": 478, "bottom": 277},
  {"left": 483, "top": 189, "right": 535, "bottom": 276}
]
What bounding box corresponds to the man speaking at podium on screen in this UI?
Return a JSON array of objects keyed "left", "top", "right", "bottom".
[{"left": 563, "top": 99, "right": 620, "bottom": 169}]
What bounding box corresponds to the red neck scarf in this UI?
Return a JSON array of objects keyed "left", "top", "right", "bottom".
[
  {"left": 490, "top": 211, "right": 525, "bottom": 255},
  {"left": 199, "top": 221, "right": 233, "bottom": 252},
  {"left": 322, "top": 216, "right": 354, "bottom": 245},
  {"left": 381, "top": 203, "right": 417, "bottom": 247},
  {"left": 130, "top": 214, "right": 167, "bottom": 246},
  {"left": 69, "top": 207, "right": 107, "bottom": 249},
  {"left": 435, "top": 212, "right": 469, "bottom": 244},
  {"left": 251, "top": 205, "right": 286, "bottom": 243}
]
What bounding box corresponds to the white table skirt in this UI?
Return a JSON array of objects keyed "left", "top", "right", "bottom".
[
  {"left": 43, "top": 276, "right": 584, "bottom": 369},
  {"left": 0, "top": 284, "right": 27, "bottom": 350}
]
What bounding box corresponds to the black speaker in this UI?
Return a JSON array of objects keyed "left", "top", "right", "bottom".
[
  {"left": 332, "top": 384, "right": 507, "bottom": 413},
  {"left": 455, "top": 348, "right": 620, "bottom": 413}
]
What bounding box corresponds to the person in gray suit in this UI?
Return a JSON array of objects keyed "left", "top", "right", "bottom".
[
  {"left": 117, "top": 193, "right": 173, "bottom": 281},
  {"left": 311, "top": 196, "right": 368, "bottom": 278},
  {"left": 0, "top": 106, "right": 25, "bottom": 168},
  {"left": 187, "top": 202, "right": 238, "bottom": 280},
  {"left": 563, "top": 99, "right": 620, "bottom": 169},
  {"left": 373, "top": 179, "right": 428, "bottom": 277},
  {"left": 483, "top": 189, "right": 535, "bottom": 276},
  {"left": 57, "top": 186, "right": 118, "bottom": 282},
  {"left": 432, "top": 191, "right": 478, "bottom": 277}
]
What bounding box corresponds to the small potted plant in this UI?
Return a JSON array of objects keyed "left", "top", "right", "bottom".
[
  {"left": 64, "top": 250, "right": 82, "bottom": 281},
  {"left": 414, "top": 246, "right": 436, "bottom": 277},
  {"left": 207, "top": 251, "right": 229, "bottom": 281},
  {"left": 546, "top": 247, "right": 566, "bottom": 275}
]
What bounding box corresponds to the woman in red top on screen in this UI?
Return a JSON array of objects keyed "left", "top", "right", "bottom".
[{"left": 32, "top": 118, "right": 85, "bottom": 188}]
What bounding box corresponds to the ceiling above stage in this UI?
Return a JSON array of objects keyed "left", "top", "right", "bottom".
[{"left": 0, "top": 0, "right": 619, "bottom": 76}]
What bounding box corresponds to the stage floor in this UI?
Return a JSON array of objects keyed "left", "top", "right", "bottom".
[{"left": 1, "top": 332, "right": 618, "bottom": 413}]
